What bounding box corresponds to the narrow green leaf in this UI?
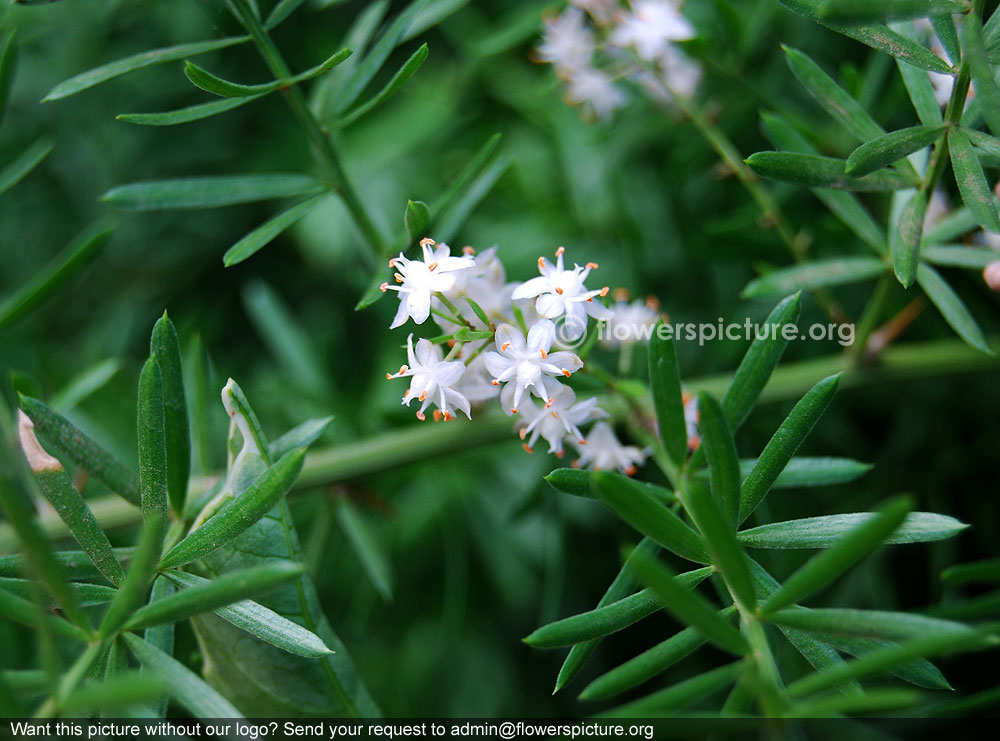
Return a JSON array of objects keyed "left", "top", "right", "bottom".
[
  {"left": 892, "top": 189, "right": 928, "bottom": 288},
  {"left": 429, "top": 132, "right": 502, "bottom": 219},
  {"left": 599, "top": 661, "right": 745, "bottom": 717},
  {"left": 138, "top": 356, "right": 168, "bottom": 552},
  {"left": 0, "top": 30, "right": 16, "bottom": 128},
  {"left": 265, "top": 0, "right": 310, "bottom": 29},
  {"left": 949, "top": 127, "right": 1000, "bottom": 232},
  {"left": 779, "top": 627, "right": 863, "bottom": 696},
  {"left": 0, "top": 548, "right": 133, "bottom": 582},
  {"left": 785, "top": 688, "right": 924, "bottom": 718},
  {"left": 917, "top": 262, "right": 993, "bottom": 354},
  {"left": 434, "top": 152, "right": 511, "bottom": 243},
  {"left": 961, "top": 11, "right": 1000, "bottom": 138},
  {"left": 820, "top": 633, "right": 952, "bottom": 690},
  {"left": 761, "top": 496, "right": 912, "bottom": 614},
  {"left": 184, "top": 47, "right": 351, "bottom": 97},
  {"left": 924, "top": 206, "right": 979, "bottom": 243},
  {"left": 694, "top": 393, "right": 740, "bottom": 525},
  {"left": 817, "top": 0, "right": 969, "bottom": 23},
  {"left": 0, "top": 219, "right": 115, "bottom": 332},
  {"left": 739, "top": 512, "right": 968, "bottom": 548},
  {"left": 0, "top": 136, "right": 54, "bottom": 196},
  {"left": 102, "top": 174, "right": 328, "bottom": 211},
  {"left": 591, "top": 472, "right": 707, "bottom": 563},
  {"left": 464, "top": 297, "right": 491, "bottom": 328},
  {"left": 43, "top": 37, "right": 250, "bottom": 101},
  {"left": 579, "top": 611, "right": 734, "bottom": 700},
  {"left": 334, "top": 0, "right": 429, "bottom": 113},
  {"left": 629, "top": 549, "right": 748, "bottom": 656},
  {"left": 335, "top": 497, "right": 394, "bottom": 602},
  {"left": 779, "top": 2, "right": 956, "bottom": 74},
  {"left": 740, "top": 457, "right": 872, "bottom": 488},
  {"left": 783, "top": 45, "right": 885, "bottom": 143},
  {"left": 117, "top": 95, "right": 263, "bottom": 127},
  {"left": 165, "top": 571, "right": 333, "bottom": 657},
  {"left": 50, "top": 358, "right": 120, "bottom": 413},
  {"left": 0, "top": 586, "right": 88, "bottom": 642},
  {"left": 553, "top": 538, "right": 658, "bottom": 694},
  {"left": 99, "top": 515, "right": 163, "bottom": 639},
  {"left": 143, "top": 576, "right": 175, "bottom": 717},
  {"left": 268, "top": 416, "right": 334, "bottom": 460},
  {"left": 847, "top": 125, "right": 947, "bottom": 176},
  {"left": 523, "top": 567, "right": 713, "bottom": 648},
  {"left": 223, "top": 194, "right": 325, "bottom": 266},
  {"left": 747, "top": 151, "right": 914, "bottom": 190},
  {"left": 126, "top": 562, "right": 304, "bottom": 629},
  {"left": 403, "top": 198, "right": 431, "bottom": 244},
  {"left": 59, "top": 673, "right": 166, "bottom": 715},
  {"left": 123, "top": 633, "right": 244, "bottom": 718},
  {"left": 159, "top": 448, "right": 306, "bottom": 569},
  {"left": 742, "top": 257, "right": 885, "bottom": 298},
  {"left": 723, "top": 292, "right": 801, "bottom": 431},
  {"left": 785, "top": 627, "right": 995, "bottom": 698},
  {"left": 769, "top": 606, "right": 978, "bottom": 641},
  {"left": 18, "top": 395, "right": 139, "bottom": 505},
  {"left": 17, "top": 412, "right": 125, "bottom": 586},
  {"left": 931, "top": 15, "right": 961, "bottom": 64},
  {"left": 648, "top": 326, "right": 687, "bottom": 465},
  {"left": 681, "top": 478, "right": 756, "bottom": 614},
  {"left": 897, "top": 55, "right": 945, "bottom": 126},
  {"left": 740, "top": 374, "right": 841, "bottom": 522},
  {"left": 336, "top": 43, "right": 428, "bottom": 127},
  {"left": 151, "top": 314, "right": 190, "bottom": 517},
  {"left": 942, "top": 558, "right": 1000, "bottom": 585},
  {"left": 0, "top": 578, "right": 116, "bottom": 607}
]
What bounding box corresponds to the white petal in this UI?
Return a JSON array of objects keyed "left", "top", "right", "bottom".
[
  {"left": 494, "top": 324, "right": 526, "bottom": 354},
  {"left": 446, "top": 388, "right": 472, "bottom": 419},
  {"left": 527, "top": 319, "right": 556, "bottom": 352},
  {"left": 585, "top": 300, "right": 613, "bottom": 320},
  {"left": 435, "top": 256, "right": 475, "bottom": 272},
  {"left": 483, "top": 351, "right": 513, "bottom": 379},
  {"left": 560, "top": 302, "right": 587, "bottom": 339},
  {"left": 408, "top": 289, "right": 432, "bottom": 324},
  {"left": 511, "top": 276, "right": 550, "bottom": 300},
  {"left": 428, "top": 273, "right": 457, "bottom": 293},
  {"left": 390, "top": 295, "right": 411, "bottom": 329},
  {"left": 414, "top": 338, "right": 439, "bottom": 367},
  {"left": 535, "top": 293, "right": 565, "bottom": 319},
  {"left": 546, "top": 351, "right": 583, "bottom": 373},
  {"left": 435, "top": 360, "right": 465, "bottom": 388}
]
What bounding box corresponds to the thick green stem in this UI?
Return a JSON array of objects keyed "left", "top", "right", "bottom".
[{"left": 227, "top": 0, "right": 387, "bottom": 260}]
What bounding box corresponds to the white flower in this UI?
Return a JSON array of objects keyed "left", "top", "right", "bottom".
[
  {"left": 511, "top": 247, "right": 611, "bottom": 340},
  {"left": 436, "top": 246, "right": 516, "bottom": 331},
  {"left": 564, "top": 66, "right": 627, "bottom": 120},
  {"left": 574, "top": 421, "right": 646, "bottom": 475},
  {"left": 386, "top": 335, "right": 471, "bottom": 421},
  {"left": 602, "top": 293, "right": 661, "bottom": 347},
  {"left": 682, "top": 390, "right": 700, "bottom": 451},
  {"left": 659, "top": 44, "right": 701, "bottom": 99},
  {"left": 570, "top": 0, "right": 618, "bottom": 24},
  {"left": 453, "top": 353, "right": 500, "bottom": 403},
  {"left": 381, "top": 238, "right": 475, "bottom": 329},
  {"left": 483, "top": 320, "right": 583, "bottom": 414},
  {"left": 516, "top": 385, "right": 607, "bottom": 456},
  {"left": 610, "top": 1, "right": 695, "bottom": 61},
  {"left": 537, "top": 8, "right": 595, "bottom": 76}
]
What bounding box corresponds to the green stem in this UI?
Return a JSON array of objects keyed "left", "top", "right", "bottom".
[
  {"left": 743, "top": 617, "right": 785, "bottom": 716},
  {"left": 32, "top": 641, "right": 103, "bottom": 718},
  {"left": 226, "top": 0, "right": 387, "bottom": 260},
  {"left": 850, "top": 273, "right": 894, "bottom": 364}
]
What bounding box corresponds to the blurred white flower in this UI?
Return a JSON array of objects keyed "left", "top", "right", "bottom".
[
  {"left": 602, "top": 293, "right": 661, "bottom": 347},
  {"left": 659, "top": 43, "right": 701, "bottom": 99},
  {"left": 517, "top": 385, "right": 607, "bottom": 455},
  {"left": 386, "top": 335, "right": 471, "bottom": 421},
  {"left": 453, "top": 352, "right": 501, "bottom": 403},
  {"left": 484, "top": 320, "right": 583, "bottom": 414},
  {"left": 564, "top": 66, "right": 627, "bottom": 119},
  {"left": 574, "top": 421, "right": 646, "bottom": 475},
  {"left": 570, "top": 0, "right": 618, "bottom": 24},
  {"left": 382, "top": 238, "right": 475, "bottom": 329},
  {"left": 610, "top": 1, "right": 695, "bottom": 61},
  {"left": 537, "top": 8, "right": 595, "bottom": 76},
  {"left": 682, "top": 390, "right": 700, "bottom": 451},
  {"left": 511, "top": 247, "right": 611, "bottom": 340}
]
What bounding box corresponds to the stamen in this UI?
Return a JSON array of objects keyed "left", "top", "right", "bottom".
[
  {"left": 403, "top": 389, "right": 410, "bottom": 397},
  {"left": 646, "top": 295, "right": 660, "bottom": 309},
  {"left": 539, "top": 348, "right": 547, "bottom": 358},
  {"left": 522, "top": 443, "right": 533, "bottom": 454},
  {"left": 380, "top": 282, "right": 389, "bottom": 292},
  {"left": 510, "top": 408, "right": 518, "bottom": 414},
  {"left": 586, "top": 262, "right": 599, "bottom": 269},
  {"left": 545, "top": 398, "right": 554, "bottom": 408},
  {"left": 492, "top": 379, "right": 500, "bottom": 386},
  {"left": 419, "top": 237, "right": 436, "bottom": 248},
  {"left": 555, "top": 287, "right": 564, "bottom": 295},
  {"left": 555, "top": 246, "right": 565, "bottom": 257},
  {"left": 519, "top": 429, "right": 527, "bottom": 440},
  {"left": 599, "top": 286, "right": 609, "bottom": 297},
  {"left": 428, "top": 262, "right": 438, "bottom": 271},
  {"left": 463, "top": 246, "right": 476, "bottom": 255},
  {"left": 579, "top": 439, "right": 588, "bottom": 445},
  {"left": 537, "top": 256, "right": 546, "bottom": 271},
  {"left": 388, "top": 258, "right": 397, "bottom": 268},
  {"left": 613, "top": 287, "right": 630, "bottom": 302},
  {"left": 556, "top": 450, "right": 564, "bottom": 459},
  {"left": 418, "top": 391, "right": 426, "bottom": 402},
  {"left": 416, "top": 411, "right": 426, "bottom": 421},
  {"left": 395, "top": 273, "right": 404, "bottom": 283},
  {"left": 385, "top": 372, "right": 393, "bottom": 380},
  {"left": 561, "top": 369, "right": 571, "bottom": 377},
  {"left": 399, "top": 365, "right": 408, "bottom": 374},
  {"left": 625, "top": 466, "right": 637, "bottom": 476},
  {"left": 433, "top": 410, "right": 442, "bottom": 422},
  {"left": 443, "top": 411, "right": 452, "bottom": 421},
  {"left": 501, "top": 342, "right": 511, "bottom": 352}
]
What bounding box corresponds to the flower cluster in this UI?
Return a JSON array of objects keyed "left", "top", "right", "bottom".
[
  {"left": 381, "top": 237, "right": 650, "bottom": 474},
  {"left": 536, "top": 0, "right": 701, "bottom": 120}
]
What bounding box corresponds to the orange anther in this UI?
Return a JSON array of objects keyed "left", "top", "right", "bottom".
[
  {"left": 561, "top": 369, "right": 571, "bottom": 377},
  {"left": 395, "top": 273, "right": 404, "bottom": 283},
  {"left": 419, "top": 391, "right": 427, "bottom": 402},
  {"left": 545, "top": 398, "right": 554, "bottom": 408},
  {"left": 385, "top": 372, "right": 393, "bottom": 380},
  {"left": 555, "top": 287, "right": 564, "bottom": 295},
  {"left": 586, "top": 262, "right": 598, "bottom": 269},
  {"left": 433, "top": 410, "right": 442, "bottom": 422},
  {"left": 501, "top": 342, "right": 511, "bottom": 352},
  {"left": 416, "top": 411, "right": 426, "bottom": 421},
  {"left": 600, "top": 286, "right": 609, "bottom": 297},
  {"left": 540, "top": 348, "right": 547, "bottom": 358},
  {"left": 510, "top": 408, "right": 518, "bottom": 414},
  {"left": 625, "top": 466, "right": 637, "bottom": 476},
  {"left": 380, "top": 282, "right": 389, "bottom": 292},
  {"left": 463, "top": 246, "right": 476, "bottom": 255},
  {"left": 492, "top": 379, "right": 500, "bottom": 386},
  {"left": 519, "top": 429, "right": 527, "bottom": 440},
  {"left": 555, "top": 246, "right": 565, "bottom": 257},
  {"left": 537, "top": 256, "right": 546, "bottom": 271},
  {"left": 428, "top": 262, "right": 438, "bottom": 271},
  {"left": 443, "top": 411, "right": 452, "bottom": 421},
  {"left": 420, "top": 237, "right": 436, "bottom": 248},
  {"left": 556, "top": 450, "right": 564, "bottom": 459},
  {"left": 388, "top": 258, "right": 397, "bottom": 268},
  {"left": 522, "top": 443, "right": 533, "bottom": 454}
]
